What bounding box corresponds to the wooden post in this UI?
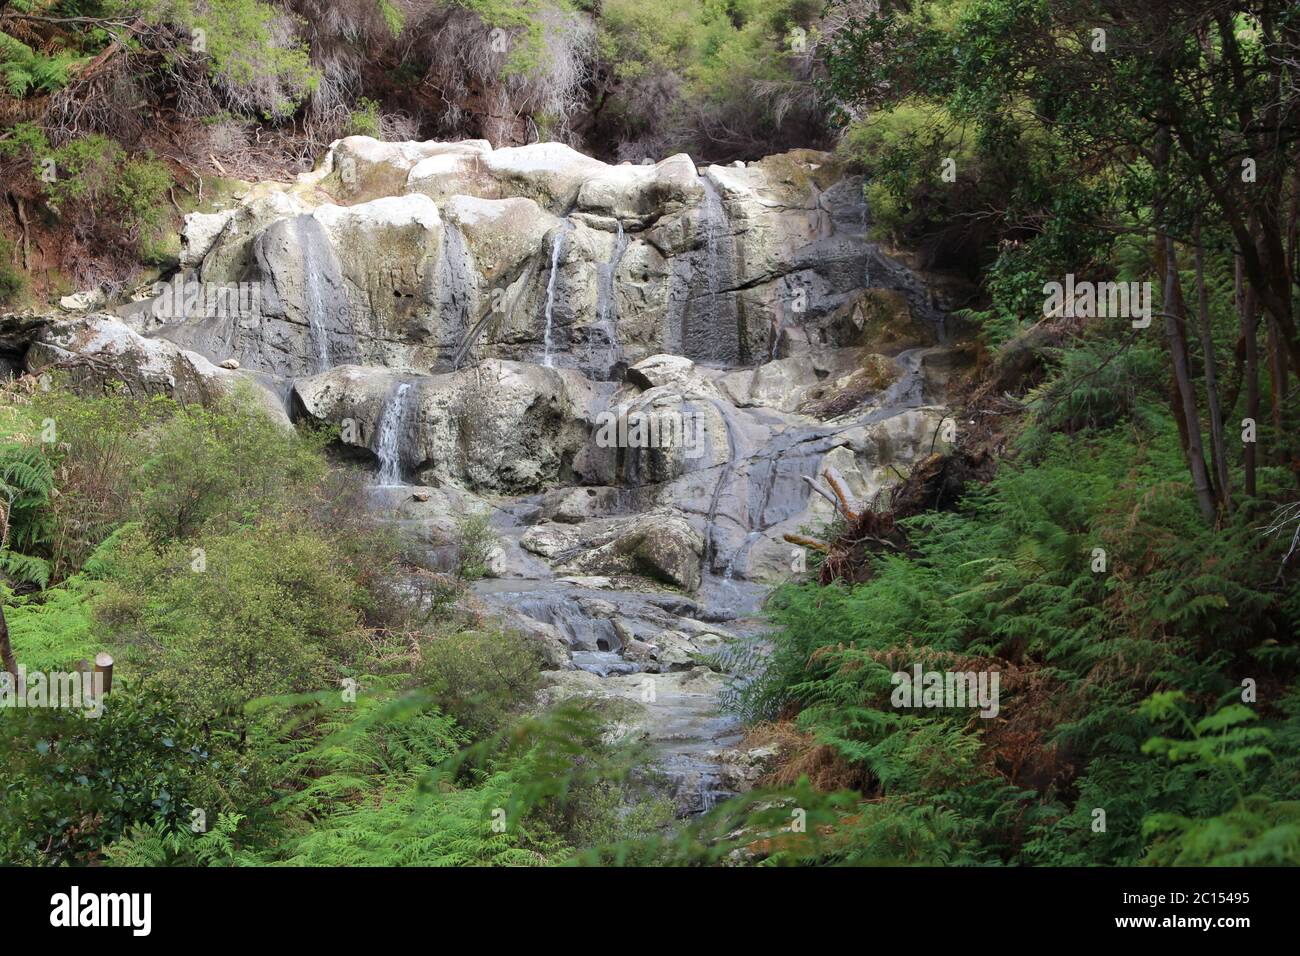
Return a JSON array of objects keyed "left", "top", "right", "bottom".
[{"left": 93, "top": 652, "right": 114, "bottom": 697}]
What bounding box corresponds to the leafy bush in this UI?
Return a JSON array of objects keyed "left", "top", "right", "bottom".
[
  {"left": 0, "top": 125, "right": 175, "bottom": 258},
  {"left": 134, "top": 387, "right": 326, "bottom": 541},
  {"left": 453, "top": 503, "right": 497, "bottom": 581},
  {"left": 0, "top": 689, "right": 212, "bottom": 865},
  {"left": 23, "top": 388, "right": 171, "bottom": 581},
  {"left": 418, "top": 628, "right": 544, "bottom": 736},
  {"left": 106, "top": 522, "right": 365, "bottom": 721},
  {"left": 346, "top": 96, "right": 383, "bottom": 138}
]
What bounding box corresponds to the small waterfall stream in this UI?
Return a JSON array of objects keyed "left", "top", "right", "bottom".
[
  {"left": 296, "top": 217, "right": 332, "bottom": 373},
  {"left": 541, "top": 222, "right": 571, "bottom": 368},
  {"left": 681, "top": 177, "right": 741, "bottom": 366},
  {"left": 375, "top": 381, "right": 414, "bottom": 486},
  {"left": 594, "top": 221, "right": 629, "bottom": 376},
  {"left": 702, "top": 397, "right": 744, "bottom": 575},
  {"left": 438, "top": 222, "right": 478, "bottom": 360}
]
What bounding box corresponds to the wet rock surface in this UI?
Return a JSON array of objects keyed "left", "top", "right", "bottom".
[{"left": 10, "top": 136, "right": 972, "bottom": 815}]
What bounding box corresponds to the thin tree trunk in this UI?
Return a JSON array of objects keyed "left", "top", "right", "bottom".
[
  {"left": 1244, "top": 283, "right": 1259, "bottom": 498},
  {"left": 1154, "top": 211, "right": 1193, "bottom": 455},
  {"left": 1165, "top": 236, "right": 1219, "bottom": 524},
  {"left": 1194, "top": 223, "right": 1230, "bottom": 511},
  {"left": 0, "top": 601, "right": 17, "bottom": 683}
]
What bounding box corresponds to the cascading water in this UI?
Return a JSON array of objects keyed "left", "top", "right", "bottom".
[
  {"left": 702, "top": 397, "right": 744, "bottom": 575},
  {"left": 541, "top": 222, "right": 571, "bottom": 368},
  {"left": 375, "top": 381, "right": 413, "bottom": 486}
]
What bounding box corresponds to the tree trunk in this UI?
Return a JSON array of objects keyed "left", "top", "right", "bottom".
[
  {"left": 0, "top": 601, "right": 16, "bottom": 683},
  {"left": 1244, "top": 282, "right": 1259, "bottom": 498},
  {"left": 1194, "top": 224, "right": 1230, "bottom": 511},
  {"left": 1267, "top": 316, "right": 1287, "bottom": 447},
  {"left": 1165, "top": 236, "right": 1219, "bottom": 524}
]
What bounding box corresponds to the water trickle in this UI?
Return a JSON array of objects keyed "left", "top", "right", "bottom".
[
  {"left": 594, "top": 221, "right": 629, "bottom": 376},
  {"left": 702, "top": 397, "right": 743, "bottom": 575},
  {"left": 296, "top": 217, "right": 333, "bottom": 373},
  {"left": 439, "top": 222, "right": 477, "bottom": 356},
  {"left": 541, "top": 222, "right": 571, "bottom": 368},
  {"left": 703, "top": 184, "right": 722, "bottom": 289},
  {"left": 375, "top": 381, "right": 414, "bottom": 486},
  {"left": 723, "top": 530, "right": 763, "bottom": 583},
  {"left": 681, "top": 178, "right": 741, "bottom": 366}
]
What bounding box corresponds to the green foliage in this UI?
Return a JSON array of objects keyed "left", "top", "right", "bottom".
[
  {"left": 417, "top": 627, "right": 544, "bottom": 736},
  {"left": 0, "top": 688, "right": 213, "bottom": 865},
  {"left": 22, "top": 387, "right": 171, "bottom": 581},
  {"left": 104, "top": 811, "right": 249, "bottom": 866},
  {"left": 346, "top": 96, "right": 383, "bottom": 138},
  {"left": 0, "top": 125, "right": 175, "bottom": 257},
  {"left": 134, "top": 387, "right": 326, "bottom": 540},
  {"left": 739, "top": 381, "right": 1300, "bottom": 864},
  {"left": 260, "top": 700, "right": 654, "bottom": 866},
  {"left": 106, "top": 521, "right": 366, "bottom": 721},
  {"left": 0, "top": 237, "right": 25, "bottom": 306},
  {"left": 5, "top": 578, "right": 100, "bottom": 671},
  {"left": 0, "top": 30, "right": 84, "bottom": 97},
  {"left": 0, "top": 435, "right": 54, "bottom": 587},
  {"left": 452, "top": 503, "right": 497, "bottom": 581},
  {"left": 594, "top": 0, "right": 827, "bottom": 158},
  {"left": 377, "top": 1, "right": 405, "bottom": 39},
  {"left": 106, "top": 0, "right": 317, "bottom": 117},
  {"left": 1138, "top": 693, "right": 1300, "bottom": 865}
]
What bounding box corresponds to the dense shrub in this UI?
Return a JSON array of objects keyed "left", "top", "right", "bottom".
[
  {"left": 0, "top": 689, "right": 213, "bottom": 865},
  {"left": 418, "top": 627, "right": 545, "bottom": 736}
]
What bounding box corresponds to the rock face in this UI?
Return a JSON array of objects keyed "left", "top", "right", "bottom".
[
  {"left": 10, "top": 136, "right": 972, "bottom": 815},
  {"left": 15, "top": 135, "right": 966, "bottom": 589},
  {"left": 124, "top": 136, "right": 951, "bottom": 382},
  {"left": 292, "top": 359, "right": 597, "bottom": 492},
  {"left": 22, "top": 315, "right": 288, "bottom": 424}
]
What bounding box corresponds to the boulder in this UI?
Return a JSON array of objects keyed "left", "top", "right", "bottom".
[
  {"left": 319, "top": 136, "right": 490, "bottom": 204},
  {"left": 481, "top": 142, "right": 612, "bottom": 211},
  {"left": 293, "top": 359, "right": 595, "bottom": 493},
  {"left": 24, "top": 315, "right": 289, "bottom": 426},
  {"left": 625, "top": 353, "right": 697, "bottom": 391},
  {"left": 576, "top": 153, "right": 703, "bottom": 221},
  {"left": 560, "top": 510, "right": 704, "bottom": 592}
]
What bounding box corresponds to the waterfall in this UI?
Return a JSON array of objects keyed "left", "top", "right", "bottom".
[
  {"left": 375, "top": 381, "right": 413, "bottom": 486},
  {"left": 296, "top": 218, "right": 332, "bottom": 373},
  {"left": 683, "top": 177, "right": 741, "bottom": 365},
  {"left": 541, "top": 222, "right": 571, "bottom": 368},
  {"left": 594, "top": 221, "right": 629, "bottom": 375},
  {"left": 703, "top": 184, "right": 722, "bottom": 293},
  {"left": 438, "top": 222, "right": 477, "bottom": 363}
]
